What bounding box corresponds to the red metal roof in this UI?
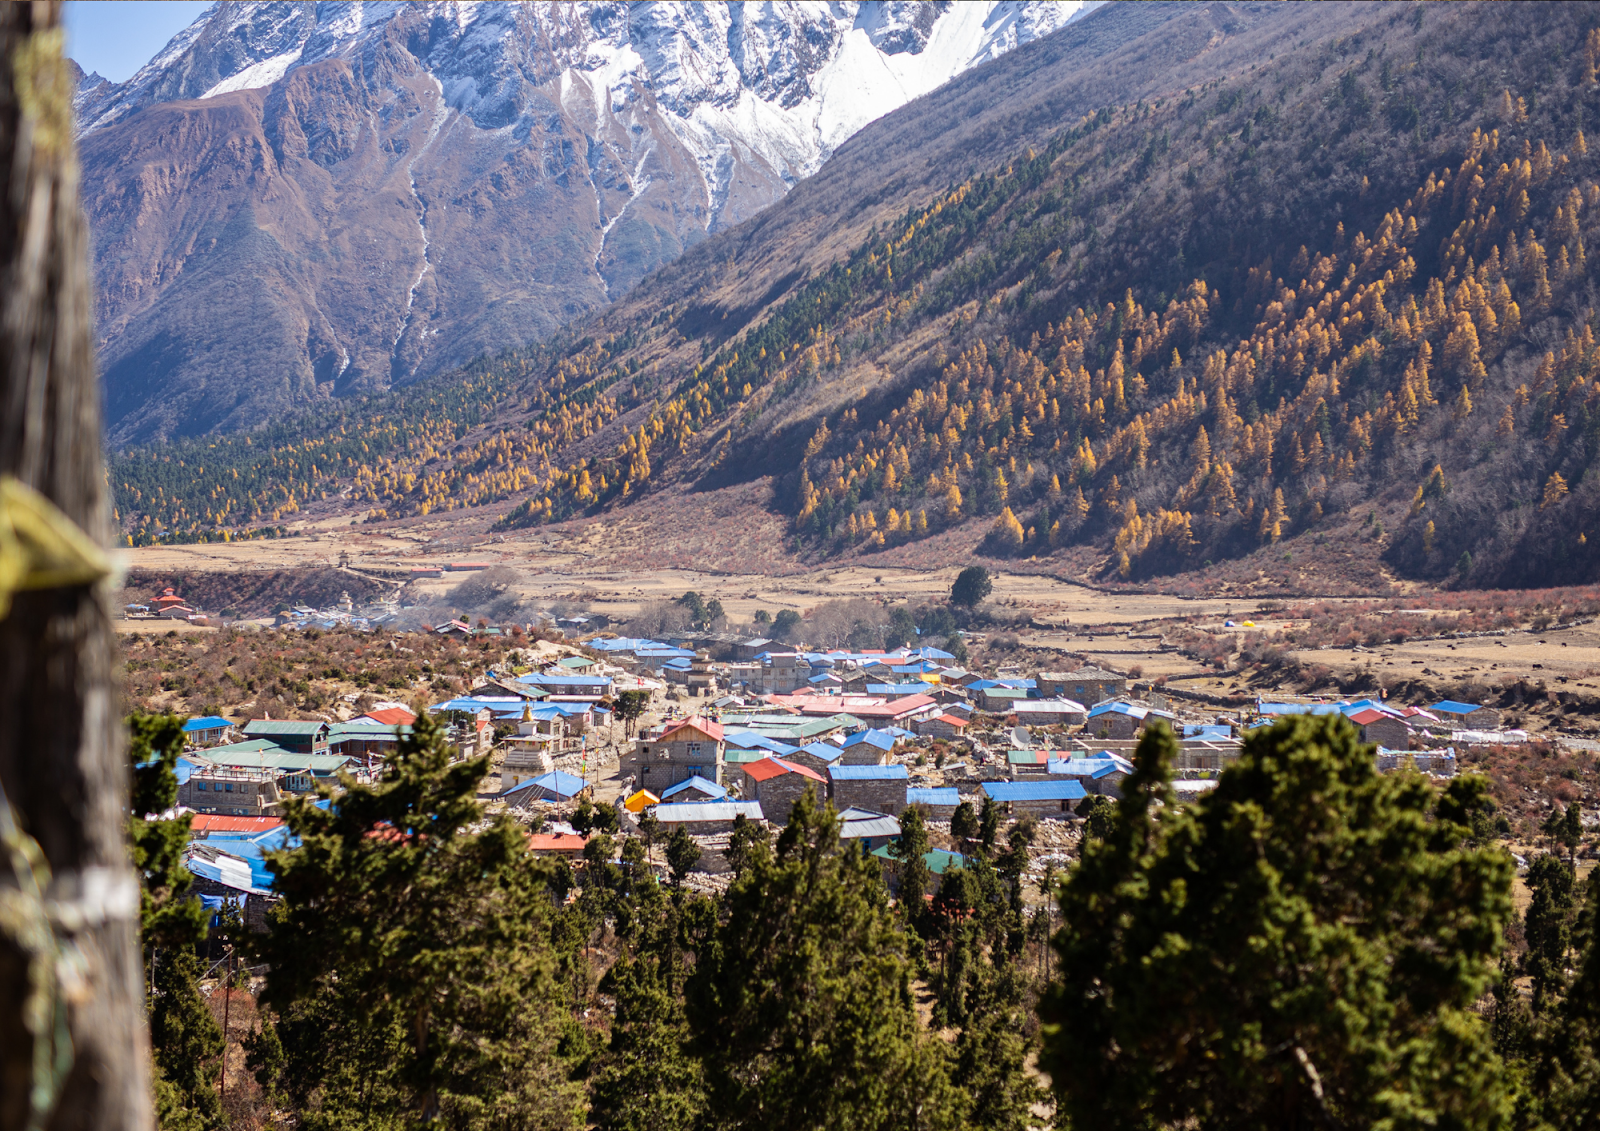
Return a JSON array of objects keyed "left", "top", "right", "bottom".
[
  {"left": 935, "top": 713, "right": 968, "bottom": 727},
  {"left": 743, "top": 756, "right": 827, "bottom": 784},
  {"left": 527, "top": 832, "right": 588, "bottom": 852},
  {"left": 1348, "top": 708, "right": 1395, "bottom": 726},
  {"left": 189, "top": 814, "right": 283, "bottom": 834},
  {"left": 364, "top": 707, "right": 417, "bottom": 726},
  {"left": 660, "top": 716, "right": 724, "bottom": 742}
]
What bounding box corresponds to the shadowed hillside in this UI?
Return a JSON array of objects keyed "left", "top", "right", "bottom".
[{"left": 110, "top": 1, "right": 1600, "bottom": 590}]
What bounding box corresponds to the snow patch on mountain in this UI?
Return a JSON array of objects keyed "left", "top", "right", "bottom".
[
  {"left": 79, "top": 1, "right": 1096, "bottom": 228},
  {"left": 201, "top": 48, "right": 304, "bottom": 99}
]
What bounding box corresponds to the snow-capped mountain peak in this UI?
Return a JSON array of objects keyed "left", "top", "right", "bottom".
[{"left": 74, "top": 1, "right": 1099, "bottom": 443}]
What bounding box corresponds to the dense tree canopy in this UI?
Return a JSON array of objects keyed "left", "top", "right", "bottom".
[
  {"left": 248, "top": 710, "right": 582, "bottom": 1130},
  {"left": 1041, "top": 717, "right": 1514, "bottom": 1129},
  {"left": 686, "top": 790, "right": 962, "bottom": 1131}
]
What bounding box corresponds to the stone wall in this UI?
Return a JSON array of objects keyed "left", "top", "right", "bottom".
[
  {"left": 748, "top": 774, "right": 824, "bottom": 825},
  {"left": 831, "top": 778, "right": 908, "bottom": 815}
]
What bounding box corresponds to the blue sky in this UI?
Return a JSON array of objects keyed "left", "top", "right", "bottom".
[{"left": 64, "top": 1, "right": 212, "bottom": 83}]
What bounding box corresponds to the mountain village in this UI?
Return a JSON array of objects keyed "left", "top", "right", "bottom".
[
  {"left": 173, "top": 594, "right": 1522, "bottom": 920},
  {"left": 16, "top": 0, "right": 1600, "bottom": 1125}
]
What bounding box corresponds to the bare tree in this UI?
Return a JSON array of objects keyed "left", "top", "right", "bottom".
[
  {"left": 625, "top": 599, "right": 692, "bottom": 639},
  {"left": 0, "top": 5, "right": 152, "bottom": 1130}
]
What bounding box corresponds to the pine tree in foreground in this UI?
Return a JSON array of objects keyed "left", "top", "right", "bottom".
[
  {"left": 1042, "top": 717, "right": 1514, "bottom": 1129},
  {"left": 247, "top": 709, "right": 583, "bottom": 1130},
  {"left": 130, "top": 712, "right": 224, "bottom": 1130},
  {"left": 686, "top": 788, "right": 964, "bottom": 1131}
]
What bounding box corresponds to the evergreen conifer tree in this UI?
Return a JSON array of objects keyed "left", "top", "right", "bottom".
[
  {"left": 248, "top": 709, "right": 582, "bottom": 1129},
  {"left": 892, "top": 805, "right": 933, "bottom": 925},
  {"left": 1042, "top": 717, "right": 1513, "bottom": 1128},
  {"left": 130, "top": 713, "right": 224, "bottom": 1130},
  {"left": 686, "top": 791, "right": 962, "bottom": 1130},
  {"left": 1526, "top": 853, "right": 1578, "bottom": 1015}
]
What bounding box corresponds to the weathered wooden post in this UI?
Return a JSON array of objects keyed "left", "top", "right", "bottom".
[{"left": 0, "top": 3, "right": 152, "bottom": 1129}]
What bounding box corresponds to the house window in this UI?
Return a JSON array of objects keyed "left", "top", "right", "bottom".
[
  {"left": 688, "top": 743, "right": 702, "bottom": 756},
  {"left": 225, "top": 783, "right": 234, "bottom": 792},
  {"left": 196, "top": 782, "right": 207, "bottom": 791}
]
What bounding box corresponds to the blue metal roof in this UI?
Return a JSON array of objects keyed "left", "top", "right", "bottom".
[
  {"left": 431, "top": 696, "right": 525, "bottom": 713},
  {"left": 1048, "top": 754, "right": 1134, "bottom": 777},
  {"left": 1431, "top": 700, "right": 1483, "bottom": 714},
  {"left": 843, "top": 729, "right": 897, "bottom": 751},
  {"left": 501, "top": 770, "right": 588, "bottom": 799},
  {"left": 981, "top": 780, "right": 1087, "bottom": 802},
  {"left": 518, "top": 672, "right": 613, "bottom": 687},
  {"left": 588, "top": 637, "right": 667, "bottom": 651},
  {"left": 829, "top": 764, "right": 909, "bottom": 781},
  {"left": 1257, "top": 702, "right": 1343, "bottom": 716},
  {"left": 797, "top": 741, "right": 845, "bottom": 762},
  {"left": 723, "top": 730, "right": 800, "bottom": 755},
  {"left": 182, "top": 716, "right": 233, "bottom": 732},
  {"left": 1088, "top": 702, "right": 1145, "bottom": 718},
  {"left": 907, "top": 787, "right": 960, "bottom": 806},
  {"left": 661, "top": 775, "right": 728, "bottom": 801}
]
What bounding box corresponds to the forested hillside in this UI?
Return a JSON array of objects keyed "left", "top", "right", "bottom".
[{"left": 111, "top": 2, "right": 1600, "bottom": 589}]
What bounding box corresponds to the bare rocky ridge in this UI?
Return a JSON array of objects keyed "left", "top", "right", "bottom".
[{"left": 76, "top": 0, "right": 1093, "bottom": 444}]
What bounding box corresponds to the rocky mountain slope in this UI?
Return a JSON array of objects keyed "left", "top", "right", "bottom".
[
  {"left": 113, "top": 1, "right": 1600, "bottom": 591},
  {"left": 76, "top": 0, "right": 1094, "bottom": 444}
]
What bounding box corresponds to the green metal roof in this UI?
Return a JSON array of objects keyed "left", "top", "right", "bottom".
[
  {"left": 327, "top": 722, "right": 413, "bottom": 738},
  {"left": 242, "top": 720, "right": 329, "bottom": 736},
  {"left": 872, "top": 846, "right": 967, "bottom": 875},
  {"left": 741, "top": 716, "right": 860, "bottom": 741},
  {"left": 197, "top": 751, "right": 355, "bottom": 774},
  {"left": 188, "top": 739, "right": 280, "bottom": 758}
]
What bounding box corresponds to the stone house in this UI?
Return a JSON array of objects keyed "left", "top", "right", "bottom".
[
  {"left": 906, "top": 786, "right": 960, "bottom": 818},
  {"left": 741, "top": 757, "right": 828, "bottom": 824},
  {"left": 240, "top": 719, "right": 329, "bottom": 755},
  {"left": 828, "top": 764, "right": 909, "bottom": 815},
  {"left": 1011, "top": 698, "right": 1088, "bottom": 727},
  {"left": 660, "top": 775, "right": 729, "bottom": 804},
  {"left": 1047, "top": 755, "right": 1133, "bottom": 797},
  {"left": 979, "top": 687, "right": 1031, "bottom": 713},
  {"left": 1429, "top": 700, "right": 1503, "bottom": 730},
  {"left": 787, "top": 740, "right": 846, "bottom": 775},
  {"left": 631, "top": 717, "right": 726, "bottom": 790},
  {"left": 914, "top": 712, "right": 969, "bottom": 740},
  {"left": 1038, "top": 667, "right": 1127, "bottom": 705},
  {"left": 837, "top": 808, "right": 901, "bottom": 853},
  {"left": 841, "top": 729, "right": 896, "bottom": 764},
  {"left": 980, "top": 779, "right": 1087, "bottom": 816},
  {"left": 1085, "top": 702, "right": 1146, "bottom": 739},
  {"left": 180, "top": 766, "right": 284, "bottom": 817},
  {"left": 755, "top": 653, "right": 813, "bottom": 694},
  {"left": 1347, "top": 708, "right": 1412, "bottom": 749},
  {"left": 649, "top": 800, "right": 766, "bottom": 834}
]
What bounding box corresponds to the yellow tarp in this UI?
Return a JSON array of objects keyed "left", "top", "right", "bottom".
[{"left": 624, "top": 789, "right": 660, "bottom": 813}]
